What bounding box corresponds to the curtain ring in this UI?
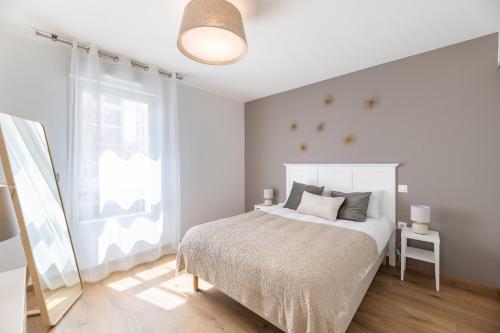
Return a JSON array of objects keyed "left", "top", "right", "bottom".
[{"left": 113, "top": 56, "right": 119, "bottom": 63}]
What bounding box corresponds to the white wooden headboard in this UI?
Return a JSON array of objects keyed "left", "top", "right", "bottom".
[{"left": 284, "top": 163, "right": 399, "bottom": 265}]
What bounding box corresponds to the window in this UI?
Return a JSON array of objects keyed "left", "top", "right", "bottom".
[{"left": 78, "top": 91, "right": 155, "bottom": 222}]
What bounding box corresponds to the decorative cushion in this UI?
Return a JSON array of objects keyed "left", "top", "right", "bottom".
[
  {"left": 331, "top": 191, "right": 371, "bottom": 222},
  {"left": 297, "top": 191, "right": 345, "bottom": 221},
  {"left": 283, "top": 181, "right": 324, "bottom": 210}
]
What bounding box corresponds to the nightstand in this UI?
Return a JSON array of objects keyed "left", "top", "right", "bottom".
[
  {"left": 401, "top": 227, "right": 440, "bottom": 291},
  {"left": 254, "top": 203, "right": 276, "bottom": 211}
]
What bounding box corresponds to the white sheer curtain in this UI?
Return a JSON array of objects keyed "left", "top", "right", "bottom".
[{"left": 67, "top": 42, "right": 180, "bottom": 282}]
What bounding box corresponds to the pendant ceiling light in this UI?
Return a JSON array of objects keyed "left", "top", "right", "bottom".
[{"left": 177, "top": 0, "right": 247, "bottom": 65}]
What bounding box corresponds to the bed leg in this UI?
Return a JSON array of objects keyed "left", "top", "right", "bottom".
[
  {"left": 193, "top": 275, "right": 199, "bottom": 291},
  {"left": 383, "top": 256, "right": 388, "bottom": 266},
  {"left": 389, "top": 231, "right": 396, "bottom": 266}
]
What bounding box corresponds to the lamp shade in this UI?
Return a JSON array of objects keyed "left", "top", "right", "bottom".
[
  {"left": 177, "top": 0, "right": 247, "bottom": 65},
  {"left": 0, "top": 185, "right": 18, "bottom": 242},
  {"left": 263, "top": 188, "right": 274, "bottom": 200},
  {"left": 411, "top": 205, "right": 431, "bottom": 224}
]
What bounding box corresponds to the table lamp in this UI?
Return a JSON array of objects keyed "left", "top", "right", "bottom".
[
  {"left": 411, "top": 205, "right": 431, "bottom": 234},
  {"left": 263, "top": 188, "right": 274, "bottom": 206},
  {"left": 0, "top": 184, "right": 18, "bottom": 242}
]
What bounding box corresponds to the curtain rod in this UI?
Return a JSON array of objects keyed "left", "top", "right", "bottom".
[{"left": 34, "top": 29, "right": 183, "bottom": 80}]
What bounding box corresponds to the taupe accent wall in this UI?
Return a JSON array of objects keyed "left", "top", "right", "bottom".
[{"left": 245, "top": 33, "right": 500, "bottom": 287}]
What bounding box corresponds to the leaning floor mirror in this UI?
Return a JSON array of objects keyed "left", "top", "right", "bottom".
[{"left": 0, "top": 113, "right": 82, "bottom": 326}]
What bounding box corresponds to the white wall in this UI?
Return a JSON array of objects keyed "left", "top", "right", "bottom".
[
  {"left": 0, "top": 29, "right": 70, "bottom": 191},
  {"left": 0, "top": 28, "right": 245, "bottom": 239},
  {"left": 178, "top": 84, "right": 245, "bottom": 235}
]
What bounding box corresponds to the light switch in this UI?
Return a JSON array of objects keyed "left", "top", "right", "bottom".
[{"left": 398, "top": 185, "right": 408, "bottom": 193}]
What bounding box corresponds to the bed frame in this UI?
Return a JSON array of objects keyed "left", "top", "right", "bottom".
[
  {"left": 285, "top": 163, "right": 398, "bottom": 331},
  {"left": 284, "top": 163, "right": 398, "bottom": 266},
  {"left": 192, "top": 163, "right": 399, "bottom": 331}
]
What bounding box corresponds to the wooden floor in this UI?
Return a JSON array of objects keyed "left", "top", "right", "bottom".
[{"left": 28, "top": 254, "right": 500, "bottom": 333}]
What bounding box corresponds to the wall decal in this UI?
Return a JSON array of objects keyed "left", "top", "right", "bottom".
[
  {"left": 364, "top": 97, "right": 378, "bottom": 110},
  {"left": 342, "top": 135, "right": 355, "bottom": 144},
  {"left": 324, "top": 95, "right": 333, "bottom": 105},
  {"left": 316, "top": 122, "right": 325, "bottom": 132},
  {"left": 299, "top": 143, "right": 307, "bottom": 152},
  {"left": 289, "top": 122, "right": 297, "bottom": 131}
]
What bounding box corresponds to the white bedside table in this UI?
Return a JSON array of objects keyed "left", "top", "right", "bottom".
[
  {"left": 401, "top": 227, "right": 440, "bottom": 291},
  {"left": 254, "top": 203, "right": 276, "bottom": 211}
]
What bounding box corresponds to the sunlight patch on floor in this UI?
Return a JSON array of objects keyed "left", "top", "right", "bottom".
[
  {"left": 107, "top": 276, "right": 143, "bottom": 292},
  {"left": 160, "top": 273, "right": 213, "bottom": 292},
  {"left": 134, "top": 264, "right": 175, "bottom": 281},
  {"left": 135, "top": 287, "right": 186, "bottom": 310}
]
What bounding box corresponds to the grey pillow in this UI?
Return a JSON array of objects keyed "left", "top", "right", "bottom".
[
  {"left": 331, "top": 191, "right": 372, "bottom": 222},
  {"left": 284, "top": 182, "right": 324, "bottom": 210}
]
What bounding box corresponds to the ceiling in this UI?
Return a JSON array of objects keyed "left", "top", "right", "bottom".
[{"left": 0, "top": 0, "right": 499, "bottom": 102}]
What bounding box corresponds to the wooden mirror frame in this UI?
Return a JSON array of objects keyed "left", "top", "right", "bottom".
[{"left": 0, "top": 115, "right": 83, "bottom": 326}]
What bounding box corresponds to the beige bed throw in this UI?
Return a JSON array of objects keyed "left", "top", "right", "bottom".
[{"left": 177, "top": 210, "right": 378, "bottom": 333}]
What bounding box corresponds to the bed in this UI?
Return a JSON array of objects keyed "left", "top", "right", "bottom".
[{"left": 177, "top": 164, "right": 398, "bottom": 333}]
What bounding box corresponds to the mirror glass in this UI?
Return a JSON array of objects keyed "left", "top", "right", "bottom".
[{"left": 0, "top": 113, "right": 82, "bottom": 325}]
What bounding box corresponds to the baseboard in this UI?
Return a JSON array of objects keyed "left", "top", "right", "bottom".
[{"left": 400, "top": 262, "right": 499, "bottom": 295}]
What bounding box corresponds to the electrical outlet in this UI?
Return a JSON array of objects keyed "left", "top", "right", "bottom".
[
  {"left": 398, "top": 185, "right": 408, "bottom": 193},
  {"left": 397, "top": 221, "right": 407, "bottom": 229}
]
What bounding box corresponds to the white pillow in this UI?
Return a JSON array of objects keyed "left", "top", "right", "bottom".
[
  {"left": 297, "top": 191, "right": 345, "bottom": 221},
  {"left": 366, "top": 191, "right": 383, "bottom": 219}
]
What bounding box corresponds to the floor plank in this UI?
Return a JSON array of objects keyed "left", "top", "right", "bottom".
[{"left": 27, "top": 255, "right": 500, "bottom": 333}]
